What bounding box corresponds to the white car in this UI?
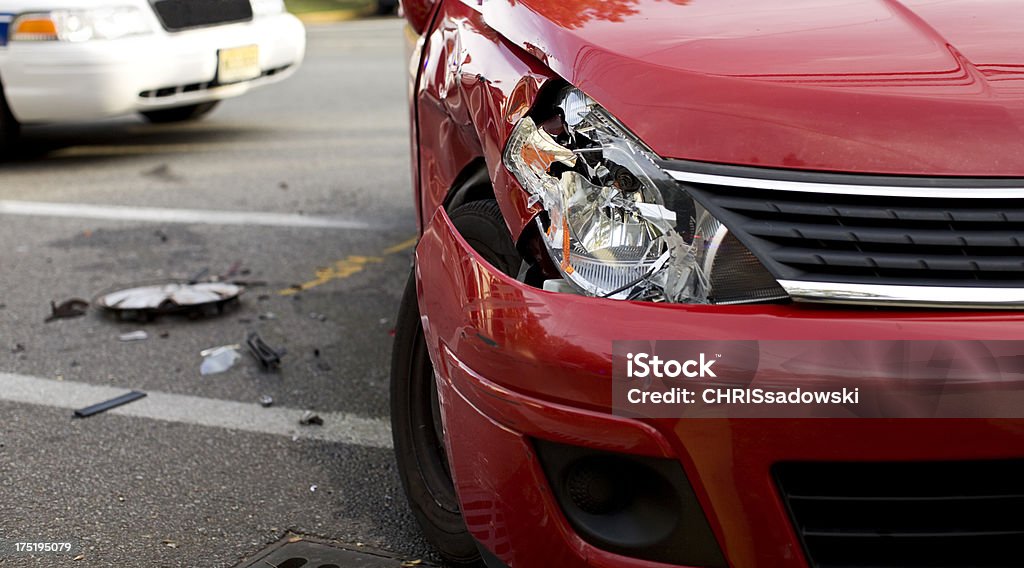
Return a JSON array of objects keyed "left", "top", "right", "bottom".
[{"left": 0, "top": 0, "right": 305, "bottom": 143}]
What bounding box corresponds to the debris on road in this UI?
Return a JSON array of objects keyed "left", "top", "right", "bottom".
[
  {"left": 309, "top": 312, "right": 327, "bottom": 322},
  {"left": 259, "top": 395, "right": 274, "bottom": 408},
  {"left": 96, "top": 281, "right": 242, "bottom": 321},
  {"left": 299, "top": 411, "right": 323, "bottom": 426},
  {"left": 310, "top": 484, "right": 318, "bottom": 492},
  {"left": 73, "top": 390, "right": 147, "bottom": 418},
  {"left": 187, "top": 267, "right": 210, "bottom": 284},
  {"left": 258, "top": 312, "right": 277, "bottom": 320},
  {"left": 118, "top": 330, "right": 149, "bottom": 342},
  {"left": 246, "top": 332, "right": 286, "bottom": 370},
  {"left": 143, "top": 163, "right": 181, "bottom": 182},
  {"left": 45, "top": 298, "right": 89, "bottom": 322},
  {"left": 199, "top": 345, "right": 241, "bottom": 375},
  {"left": 11, "top": 343, "right": 25, "bottom": 354},
  {"left": 218, "top": 260, "right": 242, "bottom": 281}
]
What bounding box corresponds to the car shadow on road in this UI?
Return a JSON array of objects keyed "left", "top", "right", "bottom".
[{"left": 2, "top": 119, "right": 269, "bottom": 167}]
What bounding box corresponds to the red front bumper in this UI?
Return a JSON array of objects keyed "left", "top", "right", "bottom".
[{"left": 415, "top": 208, "right": 1024, "bottom": 568}]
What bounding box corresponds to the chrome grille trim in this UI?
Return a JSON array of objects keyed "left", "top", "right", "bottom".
[
  {"left": 664, "top": 163, "right": 1024, "bottom": 308},
  {"left": 666, "top": 169, "right": 1024, "bottom": 199}
]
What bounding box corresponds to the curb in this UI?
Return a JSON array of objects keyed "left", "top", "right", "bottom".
[{"left": 293, "top": 9, "right": 366, "bottom": 24}]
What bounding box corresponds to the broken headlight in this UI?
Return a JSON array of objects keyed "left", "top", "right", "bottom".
[{"left": 503, "top": 86, "right": 787, "bottom": 305}]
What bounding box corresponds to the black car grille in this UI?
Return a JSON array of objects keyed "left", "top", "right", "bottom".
[
  {"left": 775, "top": 460, "right": 1024, "bottom": 568},
  {"left": 684, "top": 181, "right": 1024, "bottom": 288},
  {"left": 151, "top": 0, "right": 252, "bottom": 32}
]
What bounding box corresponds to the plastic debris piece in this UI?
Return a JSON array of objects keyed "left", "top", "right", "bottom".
[
  {"left": 187, "top": 267, "right": 209, "bottom": 284},
  {"left": 299, "top": 411, "right": 323, "bottom": 426},
  {"left": 259, "top": 395, "right": 274, "bottom": 408},
  {"left": 45, "top": 298, "right": 89, "bottom": 322},
  {"left": 309, "top": 485, "right": 317, "bottom": 492},
  {"left": 74, "top": 391, "right": 147, "bottom": 418},
  {"left": 200, "top": 345, "right": 241, "bottom": 375},
  {"left": 96, "top": 281, "right": 242, "bottom": 321},
  {"left": 219, "top": 261, "right": 242, "bottom": 281},
  {"left": 246, "top": 332, "right": 286, "bottom": 370},
  {"left": 119, "top": 330, "right": 148, "bottom": 342}
]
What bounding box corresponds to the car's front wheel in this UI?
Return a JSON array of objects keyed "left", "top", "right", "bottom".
[
  {"left": 140, "top": 101, "right": 220, "bottom": 123},
  {"left": 391, "top": 200, "right": 520, "bottom": 568}
]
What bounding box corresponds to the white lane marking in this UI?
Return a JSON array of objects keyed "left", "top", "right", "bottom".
[
  {"left": 0, "top": 373, "right": 393, "bottom": 449},
  {"left": 0, "top": 201, "right": 374, "bottom": 230}
]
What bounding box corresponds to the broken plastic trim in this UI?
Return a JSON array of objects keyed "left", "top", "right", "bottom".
[
  {"left": 246, "top": 332, "right": 286, "bottom": 370},
  {"left": 73, "top": 391, "right": 147, "bottom": 418},
  {"left": 200, "top": 344, "right": 241, "bottom": 375},
  {"left": 45, "top": 298, "right": 89, "bottom": 322}
]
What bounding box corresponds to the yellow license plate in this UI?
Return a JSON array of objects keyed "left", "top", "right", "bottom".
[{"left": 217, "top": 45, "right": 260, "bottom": 84}]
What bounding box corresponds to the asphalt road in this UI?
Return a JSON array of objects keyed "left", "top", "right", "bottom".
[{"left": 0, "top": 18, "right": 436, "bottom": 567}]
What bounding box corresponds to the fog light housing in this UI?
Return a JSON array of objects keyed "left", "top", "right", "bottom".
[{"left": 535, "top": 440, "right": 727, "bottom": 567}]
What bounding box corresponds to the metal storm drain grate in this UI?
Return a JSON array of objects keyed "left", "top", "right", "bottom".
[{"left": 237, "top": 537, "right": 425, "bottom": 568}]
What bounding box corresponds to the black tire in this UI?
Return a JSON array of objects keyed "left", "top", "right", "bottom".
[
  {"left": 375, "top": 0, "right": 399, "bottom": 15},
  {"left": 140, "top": 101, "right": 220, "bottom": 123},
  {"left": 0, "top": 78, "right": 21, "bottom": 155},
  {"left": 445, "top": 200, "right": 521, "bottom": 276},
  {"left": 391, "top": 200, "right": 519, "bottom": 567}
]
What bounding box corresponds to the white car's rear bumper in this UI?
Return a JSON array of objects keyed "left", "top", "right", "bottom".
[{"left": 1, "top": 12, "right": 305, "bottom": 122}]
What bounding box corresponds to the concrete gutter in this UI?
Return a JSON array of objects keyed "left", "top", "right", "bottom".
[{"left": 293, "top": 9, "right": 367, "bottom": 24}]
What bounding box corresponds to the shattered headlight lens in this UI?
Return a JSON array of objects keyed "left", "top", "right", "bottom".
[
  {"left": 503, "top": 86, "right": 787, "bottom": 304},
  {"left": 12, "top": 7, "right": 154, "bottom": 42}
]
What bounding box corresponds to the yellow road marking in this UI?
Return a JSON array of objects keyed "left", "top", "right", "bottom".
[
  {"left": 382, "top": 236, "right": 418, "bottom": 255},
  {"left": 278, "top": 236, "right": 417, "bottom": 296}
]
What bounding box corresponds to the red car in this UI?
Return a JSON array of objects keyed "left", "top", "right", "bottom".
[{"left": 390, "top": 1, "right": 1024, "bottom": 567}]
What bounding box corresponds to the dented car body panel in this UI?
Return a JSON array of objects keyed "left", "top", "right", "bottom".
[
  {"left": 465, "top": 0, "right": 1024, "bottom": 176},
  {"left": 413, "top": 0, "right": 551, "bottom": 238},
  {"left": 416, "top": 207, "right": 1024, "bottom": 567},
  {"left": 402, "top": 1, "right": 1024, "bottom": 566}
]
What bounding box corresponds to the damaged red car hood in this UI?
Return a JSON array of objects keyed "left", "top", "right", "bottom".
[{"left": 476, "top": 0, "right": 1024, "bottom": 176}]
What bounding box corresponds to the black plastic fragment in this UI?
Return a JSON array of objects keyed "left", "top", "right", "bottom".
[
  {"left": 246, "top": 332, "right": 286, "bottom": 369},
  {"left": 73, "top": 391, "right": 147, "bottom": 418},
  {"left": 45, "top": 298, "right": 89, "bottom": 322}
]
